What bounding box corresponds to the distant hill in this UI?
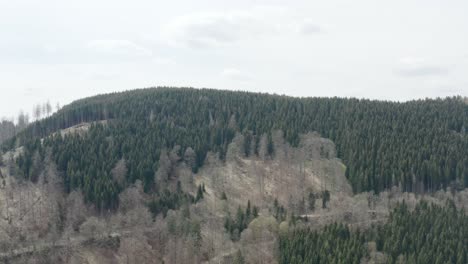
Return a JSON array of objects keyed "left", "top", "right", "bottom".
[
  {"left": 3, "top": 87, "right": 467, "bottom": 209},
  {"left": 1, "top": 87, "right": 468, "bottom": 263}
]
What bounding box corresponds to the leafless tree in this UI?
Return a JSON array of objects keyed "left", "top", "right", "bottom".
[
  {"left": 118, "top": 233, "right": 156, "bottom": 264},
  {"left": 17, "top": 110, "right": 29, "bottom": 130},
  {"left": 169, "top": 145, "right": 182, "bottom": 164},
  {"left": 156, "top": 149, "right": 172, "bottom": 183},
  {"left": 118, "top": 181, "right": 144, "bottom": 214},
  {"left": 258, "top": 134, "right": 268, "bottom": 161},
  {"left": 226, "top": 133, "right": 244, "bottom": 162},
  {"left": 112, "top": 159, "right": 127, "bottom": 187},
  {"left": 45, "top": 101, "right": 52, "bottom": 117},
  {"left": 33, "top": 104, "right": 42, "bottom": 121},
  {"left": 149, "top": 110, "right": 155, "bottom": 123},
  {"left": 228, "top": 114, "right": 237, "bottom": 130},
  {"left": 183, "top": 147, "right": 196, "bottom": 170},
  {"left": 65, "top": 191, "right": 88, "bottom": 232},
  {"left": 41, "top": 103, "right": 46, "bottom": 117},
  {"left": 79, "top": 216, "right": 106, "bottom": 237}
]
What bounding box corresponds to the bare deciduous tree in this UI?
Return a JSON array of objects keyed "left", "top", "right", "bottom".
[
  {"left": 258, "top": 134, "right": 268, "bottom": 161},
  {"left": 112, "top": 159, "right": 127, "bottom": 187},
  {"left": 33, "top": 104, "right": 42, "bottom": 121},
  {"left": 226, "top": 133, "right": 244, "bottom": 162},
  {"left": 169, "top": 145, "right": 182, "bottom": 164},
  {"left": 17, "top": 111, "right": 29, "bottom": 130},
  {"left": 45, "top": 101, "right": 52, "bottom": 117},
  {"left": 228, "top": 114, "right": 237, "bottom": 130},
  {"left": 65, "top": 191, "right": 88, "bottom": 232},
  {"left": 118, "top": 181, "right": 144, "bottom": 214},
  {"left": 156, "top": 149, "right": 172, "bottom": 182},
  {"left": 184, "top": 147, "right": 196, "bottom": 170},
  {"left": 79, "top": 216, "right": 106, "bottom": 237}
]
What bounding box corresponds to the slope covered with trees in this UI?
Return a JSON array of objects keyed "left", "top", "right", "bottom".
[
  {"left": 280, "top": 201, "right": 468, "bottom": 264},
  {"left": 279, "top": 223, "right": 366, "bottom": 264},
  {"left": 372, "top": 200, "right": 467, "bottom": 263},
  {"left": 3, "top": 88, "right": 468, "bottom": 210}
]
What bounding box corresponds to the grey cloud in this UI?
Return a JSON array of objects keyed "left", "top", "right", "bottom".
[
  {"left": 163, "top": 9, "right": 320, "bottom": 49},
  {"left": 299, "top": 21, "right": 322, "bottom": 35},
  {"left": 182, "top": 18, "right": 241, "bottom": 47},
  {"left": 164, "top": 12, "right": 273, "bottom": 48},
  {"left": 394, "top": 57, "right": 450, "bottom": 77}
]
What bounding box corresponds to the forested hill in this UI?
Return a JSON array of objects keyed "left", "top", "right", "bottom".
[{"left": 3, "top": 88, "right": 468, "bottom": 209}]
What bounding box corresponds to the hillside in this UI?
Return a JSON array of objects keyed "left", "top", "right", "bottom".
[
  {"left": 5, "top": 88, "right": 468, "bottom": 197},
  {"left": 0, "top": 87, "right": 467, "bottom": 263}
]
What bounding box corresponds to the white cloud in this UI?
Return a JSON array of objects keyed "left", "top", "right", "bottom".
[
  {"left": 163, "top": 12, "right": 268, "bottom": 48},
  {"left": 162, "top": 7, "right": 320, "bottom": 48}
]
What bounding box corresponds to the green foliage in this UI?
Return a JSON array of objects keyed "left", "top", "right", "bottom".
[
  {"left": 273, "top": 198, "right": 287, "bottom": 222},
  {"left": 15, "top": 138, "right": 44, "bottom": 182},
  {"left": 252, "top": 205, "right": 259, "bottom": 218},
  {"left": 280, "top": 201, "right": 468, "bottom": 264},
  {"left": 322, "top": 190, "right": 330, "bottom": 209},
  {"left": 267, "top": 132, "right": 274, "bottom": 156},
  {"left": 7, "top": 88, "right": 468, "bottom": 210},
  {"left": 224, "top": 200, "right": 259, "bottom": 241},
  {"left": 221, "top": 191, "right": 227, "bottom": 200},
  {"left": 279, "top": 223, "right": 366, "bottom": 264},
  {"left": 166, "top": 207, "right": 202, "bottom": 246},
  {"left": 308, "top": 191, "right": 316, "bottom": 211},
  {"left": 148, "top": 189, "right": 195, "bottom": 218},
  {"left": 195, "top": 184, "right": 204, "bottom": 202},
  {"left": 373, "top": 200, "right": 468, "bottom": 264},
  {"left": 47, "top": 128, "right": 120, "bottom": 210}
]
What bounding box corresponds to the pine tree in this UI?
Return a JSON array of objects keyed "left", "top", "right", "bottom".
[
  {"left": 246, "top": 200, "right": 251, "bottom": 220},
  {"left": 221, "top": 191, "right": 227, "bottom": 200},
  {"left": 196, "top": 185, "right": 204, "bottom": 202},
  {"left": 308, "top": 191, "right": 316, "bottom": 211},
  {"left": 322, "top": 190, "right": 330, "bottom": 209}
]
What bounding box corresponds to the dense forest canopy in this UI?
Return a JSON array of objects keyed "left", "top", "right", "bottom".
[
  {"left": 280, "top": 201, "right": 468, "bottom": 264},
  {"left": 3, "top": 88, "right": 467, "bottom": 209}
]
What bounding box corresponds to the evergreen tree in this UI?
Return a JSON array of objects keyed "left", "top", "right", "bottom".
[
  {"left": 308, "top": 191, "right": 316, "bottom": 211},
  {"left": 322, "top": 190, "right": 330, "bottom": 209},
  {"left": 5, "top": 88, "right": 468, "bottom": 211}
]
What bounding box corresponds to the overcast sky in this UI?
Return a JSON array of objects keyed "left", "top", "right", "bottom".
[{"left": 1, "top": 0, "right": 467, "bottom": 119}]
